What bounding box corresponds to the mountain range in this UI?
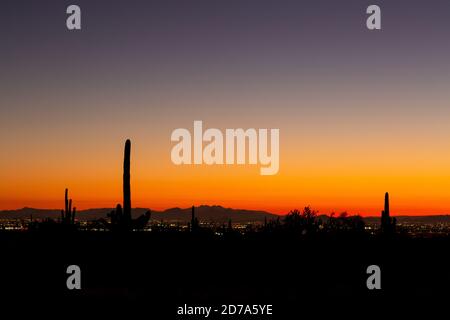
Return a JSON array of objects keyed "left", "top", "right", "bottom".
[
  {"left": 0, "top": 205, "right": 276, "bottom": 224},
  {"left": 1, "top": 206, "right": 450, "bottom": 225}
]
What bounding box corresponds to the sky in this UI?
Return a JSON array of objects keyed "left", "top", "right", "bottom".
[{"left": 1, "top": 0, "right": 450, "bottom": 215}]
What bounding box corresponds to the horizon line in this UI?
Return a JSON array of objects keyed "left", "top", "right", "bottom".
[{"left": 1, "top": 205, "right": 450, "bottom": 218}]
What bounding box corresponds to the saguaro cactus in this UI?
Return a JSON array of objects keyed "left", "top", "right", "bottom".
[
  {"left": 123, "top": 139, "right": 132, "bottom": 222},
  {"left": 191, "top": 205, "right": 199, "bottom": 232},
  {"left": 381, "top": 192, "right": 395, "bottom": 234},
  {"left": 384, "top": 192, "right": 390, "bottom": 217},
  {"left": 108, "top": 139, "right": 150, "bottom": 231},
  {"left": 61, "top": 188, "right": 76, "bottom": 224}
]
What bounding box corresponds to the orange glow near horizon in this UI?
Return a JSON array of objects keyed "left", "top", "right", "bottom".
[
  {"left": 2, "top": 134, "right": 450, "bottom": 216},
  {"left": 2, "top": 82, "right": 450, "bottom": 216}
]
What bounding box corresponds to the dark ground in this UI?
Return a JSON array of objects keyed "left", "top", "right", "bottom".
[{"left": 0, "top": 231, "right": 448, "bottom": 317}]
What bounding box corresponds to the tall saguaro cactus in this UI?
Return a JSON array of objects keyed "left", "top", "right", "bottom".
[
  {"left": 61, "top": 188, "right": 76, "bottom": 224},
  {"left": 108, "top": 139, "right": 151, "bottom": 231},
  {"left": 123, "top": 139, "right": 132, "bottom": 222},
  {"left": 384, "top": 192, "right": 390, "bottom": 217},
  {"left": 381, "top": 192, "right": 395, "bottom": 234}
]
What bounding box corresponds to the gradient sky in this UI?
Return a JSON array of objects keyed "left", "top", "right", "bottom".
[{"left": 1, "top": 0, "right": 450, "bottom": 215}]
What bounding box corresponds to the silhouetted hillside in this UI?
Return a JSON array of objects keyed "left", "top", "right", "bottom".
[
  {"left": 0, "top": 207, "right": 150, "bottom": 221},
  {"left": 0, "top": 205, "right": 277, "bottom": 224},
  {"left": 152, "top": 205, "right": 276, "bottom": 223},
  {"left": 2, "top": 207, "right": 449, "bottom": 225}
]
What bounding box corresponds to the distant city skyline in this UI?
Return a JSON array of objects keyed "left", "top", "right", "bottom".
[{"left": 2, "top": 0, "right": 450, "bottom": 215}]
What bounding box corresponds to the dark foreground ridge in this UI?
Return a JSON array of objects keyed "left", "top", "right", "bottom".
[{"left": 1, "top": 231, "right": 448, "bottom": 316}]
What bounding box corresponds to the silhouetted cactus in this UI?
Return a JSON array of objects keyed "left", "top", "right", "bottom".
[
  {"left": 123, "top": 139, "right": 132, "bottom": 222},
  {"left": 191, "top": 205, "right": 199, "bottom": 232},
  {"left": 381, "top": 192, "right": 396, "bottom": 234},
  {"left": 108, "top": 204, "right": 124, "bottom": 226},
  {"left": 107, "top": 139, "right": 150, "bottom": 231},
  {"left": 61, "top": 188, "right": 76, "bottom": 225}
]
